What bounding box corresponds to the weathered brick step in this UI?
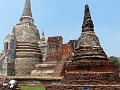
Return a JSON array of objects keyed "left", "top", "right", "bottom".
[
  {"left": 53, "top": 60, "right": 65, "bottom": 76},
  {"left": 17, "top": 45, "right": 38, "bottom": 48},
  {"left": 16, "top": 49, "right": 41, "bottom": 52},
  {"left": 63, "top": 80, "right": 120, "bottom": 85},
  {"left": 17, "top": 42, "right": 38, "bottom": 46},
  {"left": 16, "top": 52, "right": 41, "bottom": 55},
  {"left": 64, "top": 80, "right": 102, "bottom": 85},
  {"left": 17, "top": 45, "right": 39, "bottom": 48},
  {"left": 64, "top": 72, "right": 119, "bottom": 81}
]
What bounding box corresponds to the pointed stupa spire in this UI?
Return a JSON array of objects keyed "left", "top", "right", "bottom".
[
  {"left": 77, "top": 4, "right": 101, "bottom": 47},
  {"left": 75, "top": 4, "right": 108, "bottom": 61},
  {"left": 82, "top": 4, "right": 94, "bottom": 32},
  {"left": 22, "top": 0, "right": 32, "bottom": 17},
  {"left": 20, "top": 0, "right": 34, "bottom": 24},
  {"left": 41, "top": 30, "right": 45, "bottom": 41}
]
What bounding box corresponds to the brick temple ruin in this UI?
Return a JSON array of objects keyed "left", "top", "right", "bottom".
[
  {"left": 47, "top": 4, "right": 120, "bottom": 90},
  {"left": 0, "top": 0, "right": 74, "bottom": 76},
  {"left": 0, "top": 0, "right": 120, "bottom": 90}
]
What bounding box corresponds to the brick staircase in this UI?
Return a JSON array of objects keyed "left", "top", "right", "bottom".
[{"left": 53, "top": 59, "right": 65, "bottom": 76}]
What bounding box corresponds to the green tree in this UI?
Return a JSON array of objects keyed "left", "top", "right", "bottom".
[{"left": 108, "top": 56, "right": 120, "bottom": 69}]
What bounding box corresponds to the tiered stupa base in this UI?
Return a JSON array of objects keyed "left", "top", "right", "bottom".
[
  {"left": 15, "top": 42, "right": 42, "bottom": 75},
  {"left": 47, "top": 60, "right": 120, "bottom": 90}
]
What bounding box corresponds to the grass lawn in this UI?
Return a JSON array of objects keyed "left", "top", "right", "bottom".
[{"left": 21, "top": 86, "right": 46, "bottom": 90}]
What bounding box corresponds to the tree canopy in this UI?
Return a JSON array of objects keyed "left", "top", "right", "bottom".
[{"left": 108, "top": 56, "right": 120, "bottom": 69}]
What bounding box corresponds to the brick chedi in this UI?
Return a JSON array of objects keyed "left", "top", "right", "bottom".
[
  {"left": 0, "top": 32, "right": 17, "bottom": 76},
  {"left": 71, "top": 4, "right": 116, "bottom": 72},
  {"left": 75, "top": 4, "right": 107, "bottom": 61},
  {"left": 38, "top": 31, "right": 47, "bottom": 60},
  {"left": 14, "top": 0, "right": 42, "bottom": 75},
  {"left": 47, "top": 4, "right": 120, "bottom": 90},
  {"left": 0, "top": 0, "right": 42, "bottom": 76}
]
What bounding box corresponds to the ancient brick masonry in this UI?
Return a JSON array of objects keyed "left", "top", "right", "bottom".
[
  {"left": 0, "top": 0, "right": 43, "bottom": 76},
  {"left": 0, "top": 0, "right": 73, "bottom": 76},
  {"left": 68, "top": 40, "right": 78, "bottom": 53},
  {"left": 14, "top": 0, "right": 43, "bottom": 75},
  {"left": 47, "top": 36, "right": 63, "bottom": 55},
  {"left": 31, "top": 36, "right": 72, "bottom": 76},
  {"left": 0, "top": 1, "right": 120, "bottom": 89},
  {"left": 47, "top": 4, "right": 120, "bottom": 90},
  {"left": 38, "top": 31, "right": 47, "bottom": 60}
]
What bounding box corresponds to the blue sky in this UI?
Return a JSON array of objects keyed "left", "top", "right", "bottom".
[{"left": 0, "top": 0, "right": 120, "bottom": 57}]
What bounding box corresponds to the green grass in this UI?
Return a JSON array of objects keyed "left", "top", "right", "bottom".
[{"left": 21, "top": 86, "right": 46, "bottom": 90}]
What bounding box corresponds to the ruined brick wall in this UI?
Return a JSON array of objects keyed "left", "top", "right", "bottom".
[
  {"left": 62, "top": 44, "right": 72, "bottom": 58},
  {"left": 41, "top": 38, "right": 73, "bottom": 76},
  {"left": 68, "top": 40, "right": 78, "bottom": 53},
  {"left": 47, "top": 36, "right": 63, "bottom": 55}
]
